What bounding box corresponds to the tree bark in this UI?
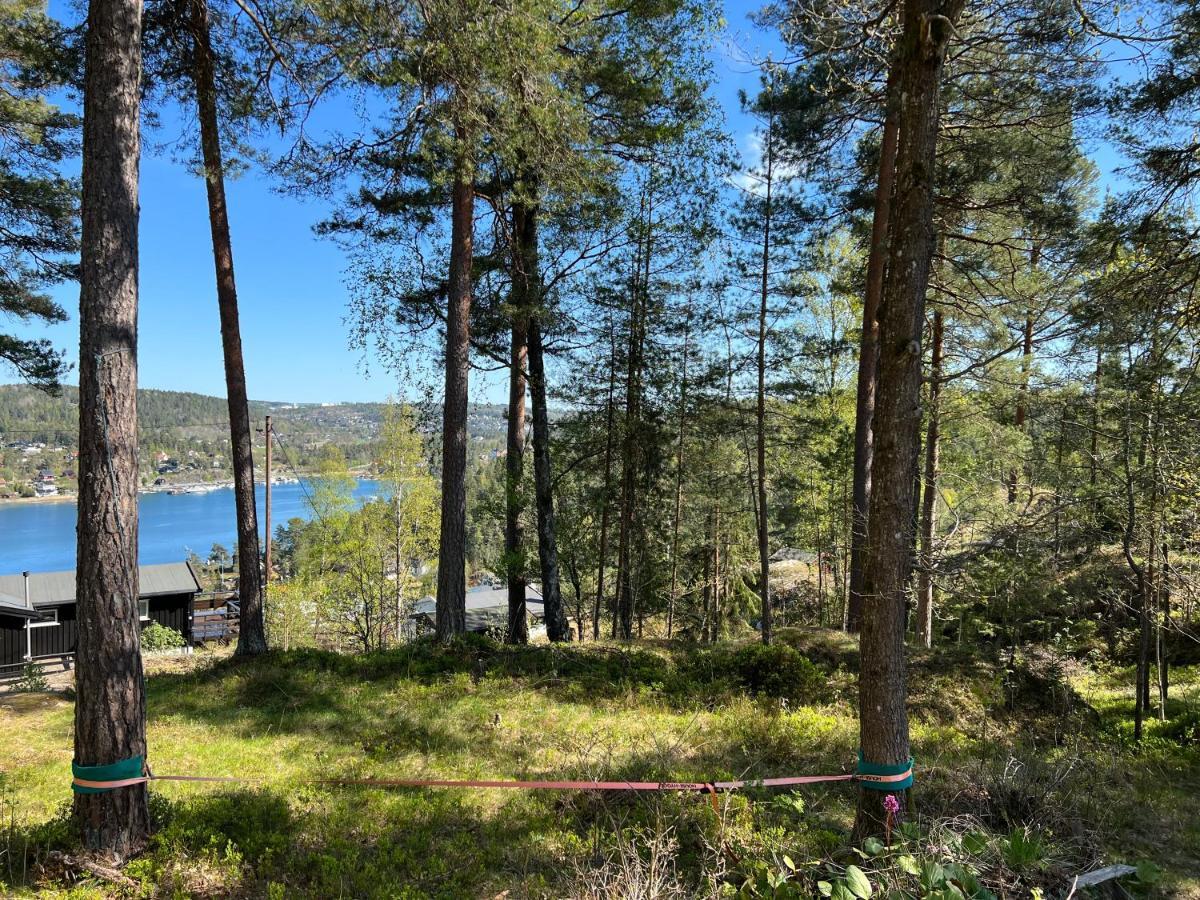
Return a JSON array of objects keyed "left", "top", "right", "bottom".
[
  {"left": 593, "top": 315, "right": 618, "bottom": 640},
  {"left": 855, "top": 0, "right": 961, "bottom": 839},
  {"left": 528, "top": 313, "right": 571, "bottom": 641},
  {"left": 667, "top": 312, "right": 690, "bottom": 640},
  {"left": 504, "top": 208, "right": 530, "bottom": 645},
  {"left": 1008, "top": 309, "right": 1035, "bottom": 504},
  {"left": 848, "top": 68, "right": 900, "bottom": 633},
  {"left": 756, "top": 93, "right": 775, "bottom": 646},
  {"left": 915, "top": 308, "right": 943, "bottom": 649},
  {"left": 435, "top": 173, "right": 473, "bottom": 641},
  {"left": 73, "top": 0, "right": 148, "bottom": 856},
  {"left": 187, "top": 0, "right": 265, "bottom": 656},
  {"left": 615, "top": 200, "right": 648, "bottom": 640}
]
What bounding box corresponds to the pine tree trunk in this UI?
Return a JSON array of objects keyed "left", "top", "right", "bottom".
[
  {"left": 73, "top": 0, "right": 148, "bottom": 856},
  {"left": 848, "top": 69, "right": 900, "bottom": 634},
  {"left": 1008, "top": 311, "right": 1035, "bottom": 503},
  {"left": 528, "top": 314, "right": 571, "bottom": 641},
  {"left": 435, "top": 174, "right": 473, "bottom": 641},
  {"left": 916, "top": 309, "right": 943, "bottom": 649},
  {"left": 1121, "top": 384, "right": 1148, "bottom": 742},
  {"left": 712, "top": 504, "right": 721, "bottom": 642},
  {"left": 667, "top": 314, "right": 690, "bottom": 640},
  {"left": 615, "top": 222, "right": 646, "bottom": 640},
  {"left": 756, "top": 102, "right": 775, "bottom": 646},
  {"left": 188, "top": 0, "right": 265, "bottom": 656},
  {"left": 593, "top": 316, "right": 618, "bottom": 640},
  {"left": 504, "top": 309, "right": 528, "bottom": 644},
  {"left": 1089, "top": 339, "right": 1102, "bottom": 519},
  {"left": 854, "top": 0, "right": 961, "bottom": 839},
  {"left": 504, "top": 201, "right": 530, "bottom": 644}
]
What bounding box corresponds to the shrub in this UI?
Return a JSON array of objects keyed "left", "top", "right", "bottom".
[
  {"left": 12, "top": 662, "right": 49, "bottom": 693},
  {"left": 1159, "top": 709, "right": 1200, "bottom": 746},
  {"left": 682, "top": 642, "right": 826, "bottom": 702},
  {"left": 142, "top": 622, "right": 187, "bottom": 653},
  {"left": 728, "top": 642, "right": 824, "bottom": 700}
]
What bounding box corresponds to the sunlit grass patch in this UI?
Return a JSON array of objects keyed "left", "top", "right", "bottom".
[{"left": 1, "top": 637, "right": 1197, "bottom": 897}]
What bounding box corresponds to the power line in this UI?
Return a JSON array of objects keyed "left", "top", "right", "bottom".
[{"left": 269, "top": 427, "right": 327, "bottom": 531}]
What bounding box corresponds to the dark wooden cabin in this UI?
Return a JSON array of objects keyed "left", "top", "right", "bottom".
[{"left": 0, "top": 562, "right": 201, "bottom": 675}]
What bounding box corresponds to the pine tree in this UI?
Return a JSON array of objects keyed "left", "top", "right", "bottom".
[
  {"left": 0, "top": 0, "right": 78, "bottom": 392},
  {"left": 72, "top": 0, "right": 148, "bottom": 856}
]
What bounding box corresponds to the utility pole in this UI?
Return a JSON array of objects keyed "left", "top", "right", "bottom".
[{"left": 263, "top": 415, "right": 272, "bottom": 613}]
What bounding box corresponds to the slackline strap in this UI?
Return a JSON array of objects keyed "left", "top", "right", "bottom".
[{"left": 855, "top": 750, "right": 914, "bottom": 791}]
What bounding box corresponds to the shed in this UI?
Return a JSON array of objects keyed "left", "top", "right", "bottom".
[{"left": 0, "top": 562, "right": 201, "bottom": 674}]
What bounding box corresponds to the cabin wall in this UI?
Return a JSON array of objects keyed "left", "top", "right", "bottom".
[
  {"left": 29, "top": 603, "right": 78, "bottom": 659},
  {"left": 0, "top": 592, "right": 194, "bottom": 676},
  {"left": 148, "top": 593, "right": 193, "bottom": 642},
  {"left": 0, "top": 614, "right": 26, "bottom": 671}
]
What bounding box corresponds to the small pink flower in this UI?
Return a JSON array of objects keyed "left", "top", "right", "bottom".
[{"left": 883, "top": 794, "right": 900, "bottom": 815}]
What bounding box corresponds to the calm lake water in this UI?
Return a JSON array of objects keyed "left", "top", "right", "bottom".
[{"left": 0, "top": 480, "right": 384, "bottom": 575}]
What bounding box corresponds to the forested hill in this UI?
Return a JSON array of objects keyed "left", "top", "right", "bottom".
[{"left": 0, "top": 384, "right": 507, "bottom": 445}]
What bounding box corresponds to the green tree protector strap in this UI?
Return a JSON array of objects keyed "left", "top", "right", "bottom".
[
  {"left": 71, "top": 755, "right": 144, "bottom": 794},
  {"left": 856, "top": 749, "right": 914, "bottom": 791}
]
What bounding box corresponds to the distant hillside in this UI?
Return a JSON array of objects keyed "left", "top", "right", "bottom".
[
  {"left": 0, "top": 385, "right": 507, "bottom": 495},
  {"left": 0, "top": 384, "right": 507, "bottom": 445}
]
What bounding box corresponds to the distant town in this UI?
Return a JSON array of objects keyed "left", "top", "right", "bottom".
[{"left": 0, "top": 384, "right": 508, "bottom": 501}]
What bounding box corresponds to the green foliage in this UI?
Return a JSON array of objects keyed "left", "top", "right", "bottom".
[
  {"left": 11, "top": 661, "right": 48, "bottom": 692},
  {"left": 141, "top": 622, "right": 187, "bottom": 652},
  {"left": 0, "top": 0, "right": 78, "bottom": 393},
  {"left": 683, "top": 641, "right": 825, "bottom": 701},
  {"left": 278, "top": 412, "right": 440, "bottom": 652},
  {"left": 1000, "top": 826, "right": 1048, "bottom": 872}
]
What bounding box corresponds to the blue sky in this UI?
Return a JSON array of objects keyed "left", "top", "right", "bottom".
[{"left": 7, "top": 0, "right": 779, "bottom": 405}]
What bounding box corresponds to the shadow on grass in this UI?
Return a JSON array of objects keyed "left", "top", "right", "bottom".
[
  {"left": 143, "top": 782, "right": 712, "bottom": 898},
  {"left": 149, "top": 637, "right": 845, "bottom": 737}
]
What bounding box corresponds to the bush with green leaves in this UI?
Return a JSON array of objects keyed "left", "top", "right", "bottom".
[
  {"left": 141, "top": 622, "right": 187, "bottom": 652},
  {"left": 12, "top": 662, "right": 49, "bottom": 693},
  {"left": 680, "top": 642, "right": 826, "bottom": 702}
]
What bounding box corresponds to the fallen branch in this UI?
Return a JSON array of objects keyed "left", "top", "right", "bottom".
[{"left": 45, "top": 850, "right": 138, "bottom": 889}]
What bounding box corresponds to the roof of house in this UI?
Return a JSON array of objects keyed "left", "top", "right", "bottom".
[
  {"left": 768, "top": 547, "right": 819, "bottom": 564},
  {"left": 0, "top": 562, "right": 202, "bottom": 609},
  {"left": 0, "top": 591, "right": 42, "bottom": 619},
  {"left": 411, "top": 585, "right": 544, "bottom": 617}
]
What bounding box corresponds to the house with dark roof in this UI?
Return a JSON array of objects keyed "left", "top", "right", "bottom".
[
  {"left": 0, "top": 562, "right": 201, "bottom": 674},
  {"left": 410, "top": 585, "right": 546, "bottom": 636}
]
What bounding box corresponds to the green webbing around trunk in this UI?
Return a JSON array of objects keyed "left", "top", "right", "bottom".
[
  {"left": 856, "top": 749, "right": 914, "bottom": 791},
  {"left": 72, "top": 754, "right": 144, "bottom": 793}
]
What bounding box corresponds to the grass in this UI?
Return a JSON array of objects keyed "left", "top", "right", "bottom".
[{"left": 1, "top": 630, "right": 1197, "bottom": 898}]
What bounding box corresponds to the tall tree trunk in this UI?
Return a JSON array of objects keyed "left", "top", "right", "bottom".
[
  {"left": 615, "top": 200, "right": 648, "bottom": 640},
  {"left": 1008, "top": 309, "right": 1035, "bottom": 504},
  {"left": 593, "top": 315, "right": 618, "bottom": 640},
  {"left": 848, "top": 68, "right": 900, "bottom": 633},
  {"left": 514, "top": 195, "right": 571, "bottom": 642},
  {"left": 528, "top": 313, "right": 571, "bottom": 641},
  {"left": 1121, "top": 382, "right": 1148, "bottom": 742},
  {"left": 1089, "top": 339, "right": 1102, "bottom": 518},
  {"left": 504, "top": 205, "right": 530, "bottom": 645},
  {"left": 73, "top": 0, "right": 148, "bottom": 855},
  {"left": 435, "top": 173, "right": 473, "bottom": 641},
  {"left": 756, "top": 95, "right": 775, "bottom": 646},
  {"left": 1159, "top": 538, "right": 1170, "bottom": 717},
  {"left": 915, "top": 308, "right": 943, "bottom": 649},
  {"left": 667, "top": 312, "right": 690, "bottom": 640},
  {"left": 855, "top": 0, "right": 961, "bottom": 839},
  {"left": 710, "top": 503, "right": 722, "bottom": 642},
  {"left": 187, "top": 0, "right": 265, "bottom": 656}
]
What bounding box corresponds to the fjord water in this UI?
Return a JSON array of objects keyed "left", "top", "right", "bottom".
[{"left": 0, "top": 480, "right": 383, "bottom": 574}]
